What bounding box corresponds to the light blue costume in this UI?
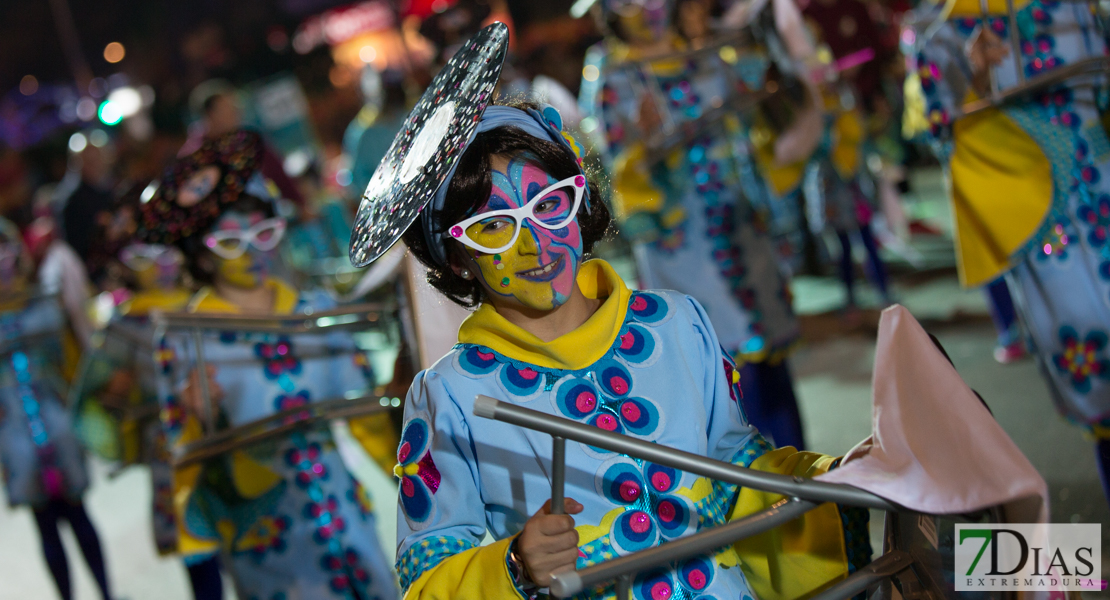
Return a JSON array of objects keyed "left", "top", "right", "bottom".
[
  {"left": 395, "top": 273, "right": 773, "bottom": 600},
  {"left": 156, "top": 287, "right": 398, "bottom": 600},
  {"left": 0, "top": 295, "right": 89, "bottom": 507},
  {"left": 579, "top": 44, "right": 800, "bottom": 362},
  {"left": 578, "top": 38, "right": 808, "bottom": 450},
  {"left": 910, "top": 0, "right": 1110, "bottom": 436}
]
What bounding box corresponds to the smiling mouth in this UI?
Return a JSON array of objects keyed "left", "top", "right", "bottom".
[{"left": 516, "top": 255, "right": 565, "bottom": 282}]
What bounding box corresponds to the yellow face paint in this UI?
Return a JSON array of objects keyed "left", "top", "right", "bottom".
[
  {"left": 464, "top": 157, "right": 584, "bottom": 312},
  {"left": 206, "top": 211, "right": 279, "bottom": 290}
]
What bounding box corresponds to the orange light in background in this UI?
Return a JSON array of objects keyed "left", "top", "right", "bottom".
[
  {"left": 359, "top": 45, "right": 377, "bottom": 63},
  {"left": 104, "top": 42, "right": 126, "bottom": 63},
  {"left": 19, "top": 75, "right": 38, "bottom": 95},
  {"left": 329, "top": 64, "right": 354, "bottom": 88}
]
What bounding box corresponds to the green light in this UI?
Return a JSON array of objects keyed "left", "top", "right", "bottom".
[{"left": 97, "top": 100, "right": 123, "bottom": 125}]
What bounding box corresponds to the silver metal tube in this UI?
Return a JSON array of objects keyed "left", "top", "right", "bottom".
[
  {"left": 551, "top": 436, "right": 566, "bottom": 515},
  {"left": 808, "top": 550, "right": 914, "bottom": 600},
  {"left": 192, "top": 328, "right": 216, "bottom": 433},
  {"left": 473, "top": 396, "right": 899, "bottom": 511},
  {"left": 549, "top": 499, "right": 818, "bottom": 597},
  {"left": 616, "top": 575, "right": 631, "bottom": 600},
  {"left": 153, "top": 303, "right": 393, "bottom": 335}
]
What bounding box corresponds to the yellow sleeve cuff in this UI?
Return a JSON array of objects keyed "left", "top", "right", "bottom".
[
  {"left": 731, "top": 448, "right": 851, "bottom": 600},
  {"left": 404, "top": 536, "right": 525, "bottom": 600}
]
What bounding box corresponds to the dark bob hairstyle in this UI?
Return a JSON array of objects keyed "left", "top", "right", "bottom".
[{"left": 402, "top": 100, "right": 611, "bottom": 308}]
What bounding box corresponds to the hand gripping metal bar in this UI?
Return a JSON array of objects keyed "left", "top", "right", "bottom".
[{"left": 550, "top": 498, "right": 818, "bottom": 597}]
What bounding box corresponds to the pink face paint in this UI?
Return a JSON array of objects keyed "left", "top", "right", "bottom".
[{"left": 466, "top": 156, "right": 584, "bottom": 312}]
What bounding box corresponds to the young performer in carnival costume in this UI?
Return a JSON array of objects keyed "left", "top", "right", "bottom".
[
  {"left": 0, "top": 217, "right": 114, "bottom": 600},
  {"left": 577, "top": 1, "right": 808, "bottom": 450},
  {"left": 348, "top": 23, "right": 869, "bottom": 600},
  {"left": 139, "top": 130, "right": 399, "bottom": 600},
  {"left": 70, "top": 183, "right": 213, "bottom": 592},
  {"left": 905, "top": 0, "right": 1110, "bottom": 502}
]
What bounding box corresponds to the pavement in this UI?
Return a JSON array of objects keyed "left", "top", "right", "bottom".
[{"left": 1, "top": 168, "right": 1106, "bottom": 599}]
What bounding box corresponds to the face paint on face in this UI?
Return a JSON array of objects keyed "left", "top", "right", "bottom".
[
  {"left": 463, "top": 156, "right": 584, "bottom": 312},
  {"left": 208, "top": 211, "right": 280, "bottom": 290},
  {"left": 614, "top": 1, "right": 672, "bottom": 43},
  {"left": 124, "top": 244, "right": 184, "bottom": 291}
]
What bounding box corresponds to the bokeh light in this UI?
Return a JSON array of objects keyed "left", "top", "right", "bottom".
[
  {"left": 19, "top": 75, "right": 38, "bottom": 95},
  {"left": 68, "top": 132, "right": 87, "bottom": 153},
  {"left": 104, "top": 42, "right": 126, "bottom": 63},
  {"left": 98, "top": 100, "right": 123, "bottom": 125}
]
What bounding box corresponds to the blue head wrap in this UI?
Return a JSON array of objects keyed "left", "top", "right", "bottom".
[{"left": 419, "top": 104, "right": 588, "bottom": 267}]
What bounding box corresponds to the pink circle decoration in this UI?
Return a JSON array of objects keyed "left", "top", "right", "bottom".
[
  {"left": 630, "top": 510, "right": 651, "bottom": 534},
  {"left": 657, "top": 500, "right": 676, "bottom": 522},
  {"left": 619, "top": 480, "right": 641, "bottom": 502},
  {"left": 621, "top": 402, "right": 642, "bottom": 422},
  {"left": 450, "top": 225, "right": 463, "bottom": 238},
  {"left": 650, "top": 471, "right": 671, "bottom": 491},
  {"left": 575, "top": 391, "right": 597, "bottom": 413},
  {"left": 650, "top": 581, "right": 673, "bottom": 600},
  {"left": 688, "top": 568, "right": 707, "bottom": 590},
  {"left": 596, "top": 414, "right": 618, "bottom": 431},
  {"left": 574, "top": 175, "right": 585, "bottom": 187}
]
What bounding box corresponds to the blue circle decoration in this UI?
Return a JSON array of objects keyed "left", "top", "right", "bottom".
[
  {"left": 633, "top": 568, "right": 675, "bottom": 600},
  {"left": 680, "top": 556, "right": 716, "bottom": 593},
  {"left": 500, "top": 363, "right": 544, "bottom": 396},
  {"left": 654, "top": 496, "right": 693, "bottom": 538},
  {"left": 628, "top": 292, "right": 668, "bottom": 324},
  {"left": 615, "top": 323, "right": 657, "bottom": 365},
  {"left": 618, "top": 397, "right": 661, "bottom": 437},
  {"left": 644, "top": 463, "right": 680, "bottom": 494},
  {"left": 458, "top": 345, "right": 500, "bottom": 376},
  {"left": 611, "top": 509, "right": 659, "bottom": 555},
  {"left": 595, "top": 359, "right": 633, "bottom": 399},
  {"left": 553, "top": 377, "right": 599, "bottom": 420},
  {"left": 598, "top": 458, "right": 644, "bottom": 505}
]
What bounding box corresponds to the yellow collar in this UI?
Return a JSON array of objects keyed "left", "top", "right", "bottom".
[
  {"left": 936, "top": 0, "right": 1030, "bottom": 17},
  {"left": 121, "top": 288, "right": 194, "bottom": 317},
  {"left": 187, "top": 278, "right": 300, "bottom": 315},
  {"left": 457, "top": 259, "right": 632, "bottom": 371}
]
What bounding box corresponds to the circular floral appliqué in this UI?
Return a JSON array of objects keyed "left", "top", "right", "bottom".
[
  {"left": 614, "top": 323, "right": 660, "bottom": 367},
  {"left": 594, "top": 359, "right": 633, "bottom": 399},
  {"left": 628, "top": 292, "right": 671, "bottom": 325},
  {"left": 395, "top": 418, "right": 440, "bottom": 529},
  {"left": 498, "top": 362, "right": 545, "bottom": 399},
  {"left": 551, "top": 371, "right": 664, "bottom": 456},
  {"left": 635, "top": 569, "right": 676, "bottom": 600},
  {"left": 455, "top": 346, "right": 499, "bottom": 377},
  {"left": 679, "top": 556, "right": 716, "bottom": 593},
  {"left": 553, "top": 376, "right": 600, "bottom": 420},
  {"left": 597, "top": 457, "right": 697, "bottom": 555}
]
